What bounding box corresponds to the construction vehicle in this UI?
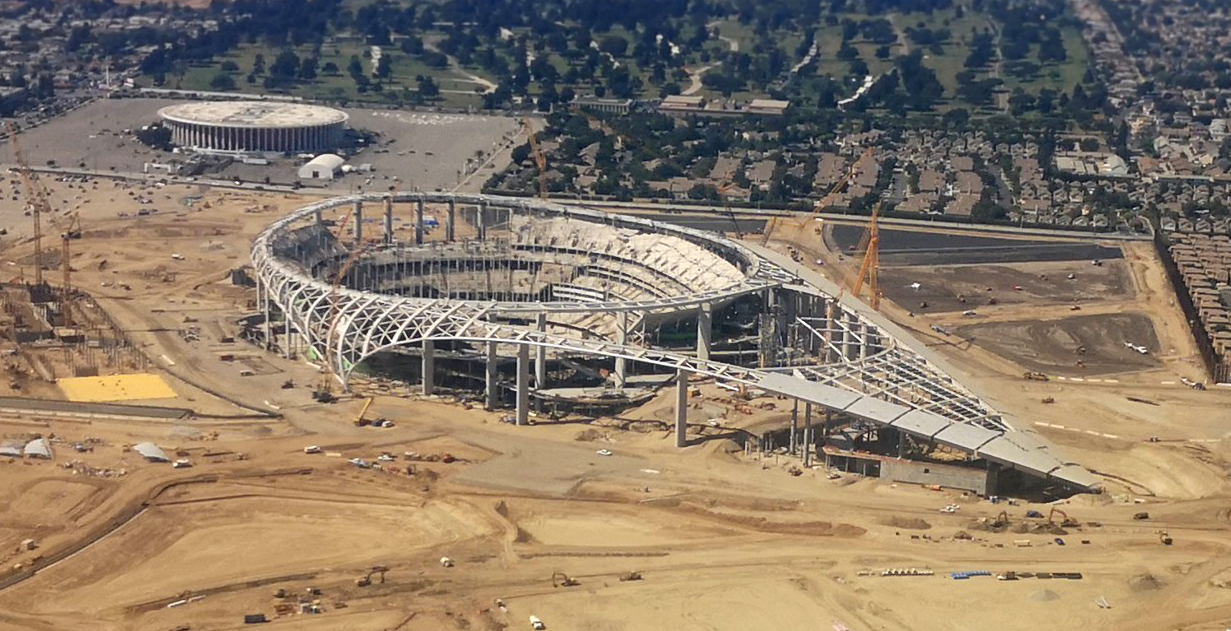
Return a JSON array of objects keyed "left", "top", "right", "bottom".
[
  {"left": 1048, "top": 507, "right": 1080, "bottom": 528},
  {"left": 1158, "top": 530, "right": 1172, "bottom": 545},
  {"left": 355, "top": 565, "right": 388, "bottom": 586},
  {"left": 353, "top": 397, "right": 373, "bottom": 426},
  {"left": 619, "top": 571, "right": 643, "bottom": 581},
  {"left": 551, "top": 571, "right": 579, "bottom": 587},
  {"left": 991, "top": 510, "right": 1011, "bottom": 529},
  {"left": 529, "top": 615, "right": 546, "bottom": 630},
  {"left": 1023, "top": 371, "right": 1050, "bottom": 381}
]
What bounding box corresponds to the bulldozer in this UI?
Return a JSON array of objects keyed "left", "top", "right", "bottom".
[
  {"left": 551, "top": 571, "right": 579, "bottom": 587},
  {"left": 355, "top": 565, "right": 388, "bottom": 587}
]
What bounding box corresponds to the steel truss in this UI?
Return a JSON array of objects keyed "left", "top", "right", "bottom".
[{"left": 252, "top": 193, "right": 1096, "bottom": 491}]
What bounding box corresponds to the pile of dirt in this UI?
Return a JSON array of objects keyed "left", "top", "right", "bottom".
[
  {"left": 1030, "top": 589, "right": 1060, "bottom": 602},
  {"left": 1129, "top": 573, "right": 1163, "bottom": 592},
  {"left": 574, "top": 428, "right": 604, "bottom": 442},
  {"left": 881, "top": 516, "right": 932, "bottom": 530}
]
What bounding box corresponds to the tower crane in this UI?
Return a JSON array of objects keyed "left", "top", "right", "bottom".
[
  {"left": 525, "top": 120, "right": 548, "bottom": 200},
  {"left": 761, "top": 147, "right": 874, "bottom": 245},
  {"left": 716, "top": 167, "right": 743, "bottom": 239},
  {"left": 6, "top": 122, "right": 46, "bottom": 286},
  {"left": 849, "top": 200, "right": 883, "bottom": 310},
  {"left": 314, "top": 242, "right": 370, "bottom": 402}
]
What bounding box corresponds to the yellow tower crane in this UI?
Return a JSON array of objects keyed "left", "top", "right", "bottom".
[
  {"left": 761, "top": 147, "right": 874, "bottom": 245},
  {"left": 850, "top": 200, "right": 883, "bottom": 310}
]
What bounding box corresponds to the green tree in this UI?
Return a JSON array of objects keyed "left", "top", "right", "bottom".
[
  {"left": 220, "top": 60, "right": 240, "bottom": 73},
  {"left": 209, "top": 72, "right": 237, "bottom": 91},
  {"left": 376, "top": 54, "right": 393, "bottom": 79}
]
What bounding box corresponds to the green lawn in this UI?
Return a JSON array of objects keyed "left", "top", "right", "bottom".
[
  {"left": 1000, "top": 27, "right": 1089, "bottom": 94},
  {"left": 146, "top": 41, "right": 481, "bottom": 107}
]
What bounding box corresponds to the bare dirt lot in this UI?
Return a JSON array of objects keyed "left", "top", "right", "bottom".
[
  {"left": 955, "top": 312, "right": 1161, "bottom": 376},
  {"left": 0, "top": 176, "right": 1227, "bottom": 631},
  {"left": 880, "top": 259, "right": 1132, "bottom": 314}
]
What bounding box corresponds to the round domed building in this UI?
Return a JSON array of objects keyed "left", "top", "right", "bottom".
[{"left": 157, "top": 101, "right": 348, "bottom": 153}]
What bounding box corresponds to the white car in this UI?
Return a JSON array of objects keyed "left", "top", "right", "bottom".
[
  {"left": 596, "top": 449, "right": 613, "bottom": 457},
  {"left": 303, "top": 445, "right": 322, "bottom": 454}
]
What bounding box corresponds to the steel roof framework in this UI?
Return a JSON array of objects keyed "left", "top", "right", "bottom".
[{"left": 251, "top": 193, "right": 1098, "bottom": 491}]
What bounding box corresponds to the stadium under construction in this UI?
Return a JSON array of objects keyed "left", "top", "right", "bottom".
[{"left": 249, "top": 193, "right": 1100, "bottom": 495}]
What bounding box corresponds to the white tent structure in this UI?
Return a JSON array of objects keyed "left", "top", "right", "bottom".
[
  {"left": 23, "top": 437, "right": 52, "bottom": 459},
  {"left": 132, "top": 442, "right": 169, "bottom": 462}
]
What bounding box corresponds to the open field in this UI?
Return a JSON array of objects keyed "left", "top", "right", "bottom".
[
  {"left": 955, "top": 312, "right": 1161, "bottom": 376},
  {"left": 0, "top": 165, "right": 1226, "bottom": 630}
]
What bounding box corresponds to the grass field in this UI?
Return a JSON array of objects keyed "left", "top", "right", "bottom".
[{"left": 147, "top": 41, "right": 486, "bottom": 109}]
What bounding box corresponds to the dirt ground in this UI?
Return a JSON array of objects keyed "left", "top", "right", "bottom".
[
  {"left": 0, "top": 188, "right": 1228, "bottom": 631},
  {"left": 880, "top": 259, "right": 1131, "bottom": 314},
  {"left": 955, "top": 312, "right": 1161, "bottom": 376}
]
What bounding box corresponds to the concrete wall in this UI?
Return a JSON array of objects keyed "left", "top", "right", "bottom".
[{"left": 880, "top": 458, "right": 992, "bottom": 495}]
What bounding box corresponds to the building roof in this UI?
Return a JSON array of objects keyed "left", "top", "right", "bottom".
[
  {"left": 132, "top": 441, "right": 169, "bottom": 462},
  {"left": 23, "top": 437, "right": 52, "bottom": 459},
  {"left": 0, "top": 440, "right": 22, "bottom": 458},
  {"left": 158, "top": 102, "right": 348, "bottom": 128},
  {"left": 302, "top": 154, "right": 345, "bottom": 171}
]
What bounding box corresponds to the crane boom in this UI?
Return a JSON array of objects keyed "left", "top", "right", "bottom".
[
  {"left": 850, "top": 200, "right": 882, "bottom": 310},
  {"left": 6, "top": 122, "right": 46, "bottom": 286},
  {"left": 523, "top": 119, "right": 548, "bottom": 200},
  {"left": 761, "top": 147, "right": 874, "bottom": 245}
]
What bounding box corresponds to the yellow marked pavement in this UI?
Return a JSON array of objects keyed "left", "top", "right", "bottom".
[{"left": 58, "top": 373, "right": 178, "bottom": 402}]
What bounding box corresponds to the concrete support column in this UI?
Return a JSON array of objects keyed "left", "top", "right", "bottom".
[
  {"left": 314, "top": 209, "right": 323, "bottom": 224},
  {"left": 843, "top": 312, "right": 857, "bottom": 360},
  {"left": 859, "top": 323, "right": 870, "bottom": 360},
  {"left": 696, "top": 302, "right": 713, "bottom": 362},
  {"left": 421, "top": 340, "right": 435, "bottom": 396},
  {"left": 614, "top": 311, "right": 628, "bottom": 388},
  {"left": 804, "top": 404, "right": 813, "bottom": 466},
  {"left": 824, "top": 300, "right": 837, "bottom": 363},
  {"left": 534, "top": 313, "right": 547, "bottom": 388},
  {"left": 414, "top": 197, "right": 424, "bottom": 245},
  {"left": 675, "top": 369, "right": 691, "bottom": 448},
  {"left": 789, "top": 400, "right": 798, "bottom": 455},
  {"left": 261, "top": 282, "right": 272, "bottom": 351},
  {"left": 385, "top": 197, "right": 395, "bottom": 245},
  {"left": 283, "top": 315, "right": 294, "bottom": 359},
  {"left": 446, "top": 199, "right": 456, "bottom": 242},
  {"left": 477, "top": 203, "right": 487, "bottom": 240},
  {"left": 485, "top": 341, "right": 498, "bottom": 410},
  {"left": 353, "top": 201, "right": 363, "bottom": 245},
  {"left": 516, "top": 343, "right": 530, "bottom": 426}
]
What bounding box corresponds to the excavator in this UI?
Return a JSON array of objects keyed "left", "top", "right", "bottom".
[
  {"left": 355, "top": 565, "right": 389, "bottom": 586},
  {"left": 1047, "top": 507, "right": 1080, "bottom": 529},
  {"left": 551, "top": 571, "right": 579, "bottom": 587}
]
